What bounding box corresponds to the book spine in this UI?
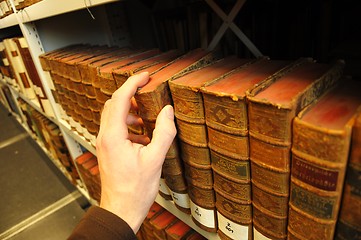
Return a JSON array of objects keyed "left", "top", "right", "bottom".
[
  {"left": 169, "top": 82, "right": 217, "bottom": 230},
  {"left": 288, "top": 115, "right": 354, "bottom": 239},
  {"left": 135, "top": 82, "right": 189, "bottom": 213}
]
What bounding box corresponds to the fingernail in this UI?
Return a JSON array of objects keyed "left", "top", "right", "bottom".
[{"left": 166, "top": 106, "right": 174, "bottom": 120}]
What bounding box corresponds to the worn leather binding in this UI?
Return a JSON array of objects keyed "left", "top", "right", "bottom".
[
  {"left": 247, "top": 58, "right": 345, "bottom": 239},
  {"left": 199, "top": 58, "right": 292, "bottom": 239},
  {"left": 165, "top": 219, "right": 193, "bottom": 240},
  {"left": 149, "top": 210, "right": 178, "bottom": 240},
  {"left": 168, "top": 56, "right": 251, "bottom": 230},
  {"left": 335, "top": 112, "right": 361, "bottom": 239},
  {"left": 96, "top": 49, "right": 161, "bottom": 96},
  {"left": 13, "top": 37, "right": 47, "bottom": 112},
  {"left": 135, "top": 49, "right": 220, "bottom": 213},
  {"left": 288, "top": 79, "right": 361, "bottom": 240}
]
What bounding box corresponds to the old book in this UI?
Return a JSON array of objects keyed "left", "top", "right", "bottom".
[
  {"left": 141, "top": 202, "right": 165, "bottom": 240},
  {"left": 335, "top": 113, "right": 361, "bottom": 240},
  {"left": 13, "top": 37, "right": 50, "bottom": 114},
  {"left": 247, "top": 58, "right": 345, "bottom": 239},
  {"left": 149, "top": 210, "right": 177, "bottom": 240},
  {"left": 169, "top": 56, "right": 252, "bottom": 232},
  {"left": 3, "top": 38, "right": 36, "bottom": 99},
  {"left": 288, "top": 79, "right": 361, "bottom": 240},
  {"left": 135, "top": 48, "right": 220, "bottom": 212},
  {"left": 95, "top": 48, "right": 161, "bottom": 96},
  {"left": 112, "top": 49, "right": 182, "bottom": 88},
  {"left": 165, "top": 219, "right": 193, "bottom": 240},
  {"left": 200, "top": 58, "right": 292, "bottom": 239}
]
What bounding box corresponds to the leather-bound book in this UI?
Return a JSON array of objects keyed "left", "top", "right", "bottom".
[
  {"left": 3, "top": 38, "right": 36, "bottom": 99},
  {"left": 141, "top": 202, "right": 165, "bottom": 240},
  {"left": 335, "top": 111, "right": 361, "bottom": 239},
  {"left": 112, "top": 50, "right": 182, "bottom": 136},
  {"left": 38, "top": 44, "right": 84, "bottom": 71},
  {"left": 95, "top": 49, "right": 161, "bottom": 96},
  {"left": 169, "top": 56, "right": 251, "bottom": 232},
  {"left": 200, "top": 58, "right": 291, "bottom": 239},
  {"left": 112, "top": 49, "right": 182, "bottom": 88},
  {"left": 135, "top": 49, "right": 220, "bottom": 211},
  {"left": 13, "top": 37, "right": 49, "bottom": 112},
  {"left": 247, "top": 58, "right": 345, "bottom": 239},
  {"left": 149, "top": 210, "right": 177, "bottom": 240},
  {"left": 165, "top": 219, "right": 193, "bottom": 240},
  {"left": 288, "top": 79, "right": 361, "bottom": 240}
]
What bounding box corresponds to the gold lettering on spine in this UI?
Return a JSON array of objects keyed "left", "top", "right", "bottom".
[
  {"left": 290, "top": 183, "right": 337, "bottom": 219},
  {"left": 211, "top": 150, "right": 250, "bottom": 181}
]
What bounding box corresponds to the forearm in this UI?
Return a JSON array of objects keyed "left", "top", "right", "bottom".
[{"left": 68, "top": 206, "right": 137, "bottom": 240}]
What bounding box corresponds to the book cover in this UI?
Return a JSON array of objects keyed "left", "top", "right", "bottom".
[
  {"left": 135, "top": 48, "right": 220, "bottom": 213},
  {"left": 335, "top": 111, "right": 361, "bottom": 240},
  {"left": 247, "top": 58, "right": 345, "bottom": 239},
  {"left": 288, "top": 79, "right": 361, "bottom": 240},
  {"left": 200, "top": 58, "right": 292, "bottom": 239},
  {"left": 168, "top": 55, "right": 251, "bottom": 232}
]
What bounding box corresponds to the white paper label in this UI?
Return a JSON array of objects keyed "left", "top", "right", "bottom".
[
  {"left": 217, "top": 212, "right": 249, "bottom": 240},
  {"left": 190, "top": 200, "right": 215, "bottom": 228},
  {"left": 159, "top": 178, "right": 171, "bottom": 195},
  {"left": 171, "top": 191, "right": 190, "bottom": 209},
  {"left": 254, "top": 227, "right": 272, "bottom": 240},
  {"left": 2, "top": 58, "right": 9, "bottom": 66}
]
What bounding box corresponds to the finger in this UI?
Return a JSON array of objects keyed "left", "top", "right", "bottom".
[
  {"left": 97, "top": 99, "right": 111, "bottom": 138},
  {"left": 128, "top": 133, "right": 150, "bottom": 145},
  {"left": 105, "top": 72, "right": 149, "bottom": 138},
  {"left": 126, "top": 113, "right": 144, "bottom": 127},
  {"left": 130, "top": 97, "right": 139, "bottom": 112},
  {"left": 146, "top": 105, "right": 177, "bottom": 161}
]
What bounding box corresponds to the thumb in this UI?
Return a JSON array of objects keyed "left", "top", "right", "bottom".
[{"left": 146, "top": 105, "right": 177, "bottom": 159}]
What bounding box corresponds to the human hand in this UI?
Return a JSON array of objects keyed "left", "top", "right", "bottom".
[{"left": 96, "top": 72, "right": 176, "bottom": 233}]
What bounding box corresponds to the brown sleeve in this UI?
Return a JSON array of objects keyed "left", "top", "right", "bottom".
[{"left": 68, "top": 206, "right": 137, "bottom": 240}]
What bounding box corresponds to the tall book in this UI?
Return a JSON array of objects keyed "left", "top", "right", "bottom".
[
  {"left": 288, "top": 79, "right": 361, "bottom": 240},
  {"left": 200, "top": 58, "right": 292, "bottom": 239},
  {"left": 335, "top": 111, "right": 361, "bottom": 239},
  {"left": 13, "top": 37, "right": 51, "bottom": 114},
  {"left": 169, "top": 56, "right": 252, "bottom": 232},
  {"left": 3, "top": 38, "right": 37, "bottom": 99},
  {"left": 247, "top": 59, "right": 345, "bottom": 239},
  {"left": 135, "top": 48, "right": 220, "bottom": 213}
]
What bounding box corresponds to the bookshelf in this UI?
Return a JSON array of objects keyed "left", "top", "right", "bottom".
[
  {"left": 2, "top": 0, "right": 359, "bottom": 239},
  {"left": 0, "top": 0, "right": 224, "bottom": 239}
]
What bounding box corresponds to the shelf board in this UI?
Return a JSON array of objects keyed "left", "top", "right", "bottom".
[
  {"left": 0, "top": 13, "right": 17, "bottom": 28},
  {"left": 18, "top": 0, "right": 121, "bottom": 23},
  {"left": 155, "top": 195, "right": 220, "bottom": 240},
  {"left": 59, "top": 119, "right": 97, "bottom": 156}
]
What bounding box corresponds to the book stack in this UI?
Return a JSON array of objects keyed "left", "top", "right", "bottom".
[
  {"left": 0, "top": 37, "right": 44, "bottom": 105},
  {"left": 135, "top": 48, "right": 221, "bottom": 213},
  {"left": 200, "top": 58, "right": 292, "bottom": 239},
  {"left": 139, "top": 202, "right": 207, "bottom": 240},
  {"left": 247, "top": 58, "right": 345, "bottom": 239},
  {"left": 14, "top": 0, "right": 43, "bottom": 10},
  {"left": 17, "top": 98, "right": 79, "bottom": 183},
  {"left": 169, "top": 56, "right": 252, "bottom": 232},
  {"left": 288, "top": 79, "right": 361, "bottom": 239},
  {"left": 75, "top": 151, "right": 101, "bottom": 203},
  {"left": 335, "top": 109, "right": 361, "bottom": 240},
  {"left": 39, "top": 44, "right": 181, "bottom": 145},
  {"left": 0, "top": 1, "right": 13, "bottom": 19}
]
